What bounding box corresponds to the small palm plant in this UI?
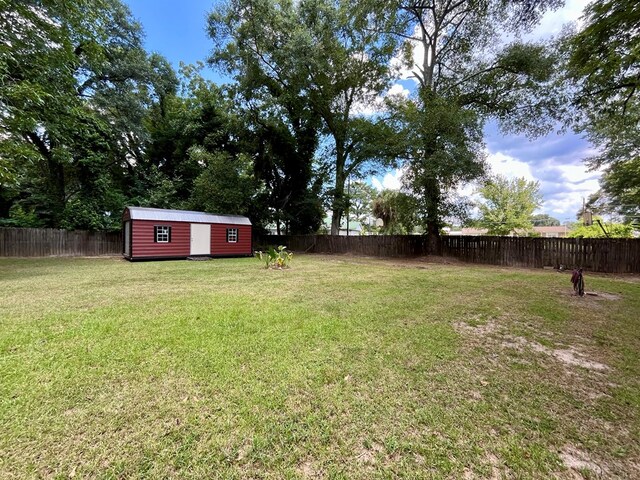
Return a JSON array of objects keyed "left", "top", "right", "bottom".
[{"left": 255, "top": 245, "right": 293, "bottom": 269}]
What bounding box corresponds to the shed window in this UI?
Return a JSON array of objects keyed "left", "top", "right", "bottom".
[
  {"left": 226, "top": 228, "right": 238, "bottom": 243},
  {"left": 154, "top": 225, "right": 171, "bottom": 243}
]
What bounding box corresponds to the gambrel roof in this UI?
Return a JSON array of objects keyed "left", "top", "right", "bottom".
[{"left": 126, "top": 207, "right": 251, "bottom": 225}]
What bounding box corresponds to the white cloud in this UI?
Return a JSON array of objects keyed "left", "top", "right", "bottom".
[
  {"left": 370, "top": 2, "right": 594, "bottom": 222},
  {"left": 557, "top": 164, "right": 602, "bottom": 184},
  {"left": 484, "top": 150, "right": 602, "bottom": 221},
  {"left": 387, "top": 83, "right": 410, "bottom": 99},
  {"left": 486, "top": 152, "right": 536, "bottom": 181},
  {"left": 371, "top": 169, "right": 404, "bottom": 191},
  {"left": 391, "top": 2, "right": 585, "bottom": 86},
  {"left": 526, "top": 0, "right": 586, "bottom": 40},
  {"left": 351, "top": 83, "right": 411, "bottom": 116},
  {"left": 389, "top": 26, "right": 424, "bottom": 83}
]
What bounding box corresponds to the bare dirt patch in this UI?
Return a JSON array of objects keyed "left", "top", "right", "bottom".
[
  {"left": 454, "top": 316, "right": 610, "bottom": 373},
  {"left": 313, "top": 253, "right": 467, "bottom": 270},
  {"left": 502, "top": 336, "right": 609, "bottom": 372},
  {"left": 298, "top": 459, "right": 323, "bottom": 479},
  {"left": 463, "top": 454, "right": 502, "bottom": 480},
  {"left": 586, "top": 292, "right": 622, "bottom": 301},
  {"left": 454, "top": 318, "right": 501, "bottom": 337},
  {"left": 355, "top": 441, "right": 384, "bottom": 466},
  {"left": 560, "top": 445, "right": 606, "bottom": 478}
]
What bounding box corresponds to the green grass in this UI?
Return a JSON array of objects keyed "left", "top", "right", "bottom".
[{"left": 1, "top": 255, "right": 639, "bottom": 479}]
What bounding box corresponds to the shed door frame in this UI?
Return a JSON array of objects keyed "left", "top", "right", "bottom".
[
  {"left": 190, "top": 223, "right": 211, "bottom": 255},
  {"left": 124, "top": 221, "right": 131, "bottom": 257}
]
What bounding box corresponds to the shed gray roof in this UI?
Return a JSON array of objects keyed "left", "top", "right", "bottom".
[{"left": 126, "top": 206, "right": 251, "bottom": 225}]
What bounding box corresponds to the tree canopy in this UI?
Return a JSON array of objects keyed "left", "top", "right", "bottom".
[
  {"left": 372, "top": 189, "right": 418, "bottom": 234},
  {"left": 0, "top": 0, "right": 176, "bottom": 229},
  {"left": 4, "top": 0, "right": 635, "bottom": 247},
  {"left": 531, "top": 213, "right": 561, "bottom": 227},
  {"left": 208, "top": 0, "right": 399, "bottom": 234},
  {"left": 386, "top": 0, "right": 564, "bottom": 251},
  {"left": 476, "top": 175, "right": 542, "bottom": 236},
  {"left": 565, "top": 0, "right": 640, "bottom": 223},
  {"left": 568, "top": 218, "right": 634, "bottom": 239}
]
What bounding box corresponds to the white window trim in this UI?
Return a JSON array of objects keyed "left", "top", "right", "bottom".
[
  {"left": 227, "top": 228, "right": 238, "bottom": 243},
  {"left": 156, "top": 225, "right": 170, "bottom": 243}
]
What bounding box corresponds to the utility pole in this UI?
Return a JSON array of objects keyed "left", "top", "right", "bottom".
[{"left": 582, "top": 197, "right": 593, "bottom": 226}]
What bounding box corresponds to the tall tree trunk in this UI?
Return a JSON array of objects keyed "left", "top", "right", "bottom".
[
  {"left": 27, "top": 132, "right": 66, "bottom": 226},
  {"left": 330, "top": 142, "right": 347, "bottom": 235},
  {"left": 423, "top": 177, "right": 442, "bottom": 255},
  {"left": 330, "top": 178, "right": 345, "bottom": 235},
  {"left": 43, "top": 156, "right": 67, "bottom": 228}
]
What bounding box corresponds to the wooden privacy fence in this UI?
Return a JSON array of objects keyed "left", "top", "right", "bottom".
[
  {"left": 0, "top": 228, "right": 122, "bottom": 257},
  {"left": 258, "top": 235, "right": 640, "bottom": 273},
  {"left": 259, "top": 234, "right": 429, "bottom": 258},
  {"left": 441, "top": 236, "right": 640, "bottom": 273}
]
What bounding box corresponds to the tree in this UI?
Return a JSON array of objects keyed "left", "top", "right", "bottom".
[
  {"left": 386, "top": 0, "right": 563, "bottom": 252},
  {"left": 208, "top": 0, "right": 399, "bottom": 235},
  {"left": 0, "top": 0, "right": 174, "bottom": 229},
  {"left": 372, "top": 189, "right": 418, "bottom": 234},
  {"left": 189, "top": 149, "right": 259, "bottom": 216},
  {"left": 565, "top": 0, "right": 640, "bottom": 222},
  {"left": 531, "top": 213, "right": 560, "bottom": 226},
  {"left": 476, "top": 175, "right": 542, "bottom": 236},
  {"left": 568, "top": 217, "right": 634, "bottom": 239},
  {"left": 144, "top": 64, "right": 238, "bottom": 207},
  {"left": 347, "top": 181, "right": 377, "bottom": 233},
  {"left": 246, "top": 100, "right": 324, "bottom": 235}
]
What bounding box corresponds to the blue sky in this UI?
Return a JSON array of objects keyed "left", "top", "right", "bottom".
[
  {"left": 126, "top": 0, "right": 224, "bottom": 82},
  {"left": 125, "top": 0, "right": 596, "bottom": 224}
]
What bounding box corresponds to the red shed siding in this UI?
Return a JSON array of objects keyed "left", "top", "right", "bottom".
[
  {"left": 211, "top": 224, "right": 252, "bottom": 256},
  {"left": 131, "top": 220, "right": 190, "bottom": 258}
]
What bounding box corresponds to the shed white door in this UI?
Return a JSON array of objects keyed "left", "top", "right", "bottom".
[
  {"left": 124, "top": 221, "right": 131, "bottom": 256},
  {"left": 190, "top": 223, "right": 211, "bottom": 255}
]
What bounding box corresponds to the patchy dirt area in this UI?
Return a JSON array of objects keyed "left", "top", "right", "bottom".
[
  {"left": 585, "top": 291, "right": 623, "bottom": 301},
  {"left": 452, "top": 313, "right": 640, "bottom": 478},
  {"left": 454, "top": 316, "right": 610, "bottom": 373},
  {"left": 298, "top": 459, "right": 323, "bottom": 479},
  {"left": 502, "top": 336, "right": 609, "bottom": 372},
  {"left": 559, "top": 445, "right": 607, "bottom": 478}
]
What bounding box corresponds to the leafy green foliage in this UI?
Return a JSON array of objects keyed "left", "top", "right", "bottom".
[
  {"left": 568, "top": 218, "right": 634, "bottom": 239},
  {"left": 477, "top": 176, "right": 542, "bottom": 236},
  {"left": 387, "top": 0, "right": 563, "bottom": 250},
  {"left": 0, "top": 0, "right": 177, "bottom": 229},
  {"left": 347, "top": 181, "right": 377, "bottom": 234},
  {"left": 388, "top": 92, "right": 486, "bottom": 238},
  {"left": 255, "top": 245, "right": 293, "bottom": 269},
  {"left": 372, "top": 190, "right": 418, "bottom": 234},
  {"left": 565, "top": 0, "right": 640, "bottom": 221},
  {"left": 531, "top": 214, "right": 561, "bottom": 227},
  {"left": 189, "top": 149, "right": 258, "bottom": 216},
  {"left": 0, "top": 204, "right": 44, "bottom": 228},
  {"left": 0, "top": 0, "right": 569, "bottom": 236},
  {"left": 208, "top": 0, "right": 399, "bottom": 235}
]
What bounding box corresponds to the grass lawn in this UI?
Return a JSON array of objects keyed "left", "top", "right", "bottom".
[{"left": 1, "top": 254, "right": 639, "bottom": 479}]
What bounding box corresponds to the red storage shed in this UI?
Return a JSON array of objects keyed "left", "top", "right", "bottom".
[{"left": 122, "top": 206, "right": 252, "bottom": 261}]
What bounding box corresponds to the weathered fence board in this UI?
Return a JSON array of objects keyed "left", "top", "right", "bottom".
[
  {"left": 258, "top": 235, "right": 640, "bottom": 274},
  {"left": 0, "top": 228, "right": 122, "bottom": 257}
]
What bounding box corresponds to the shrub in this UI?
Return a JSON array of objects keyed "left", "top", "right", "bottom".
[{"left": 255, "top": 245, "right": 293, "bottom": 269}]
